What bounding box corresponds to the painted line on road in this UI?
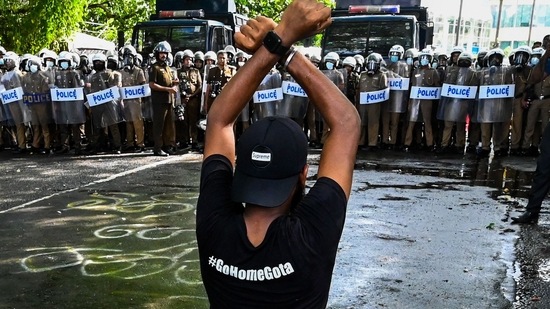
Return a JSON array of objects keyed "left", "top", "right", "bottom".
[{"left": 0, "top": 155, "right": 196, "bottom": 214}]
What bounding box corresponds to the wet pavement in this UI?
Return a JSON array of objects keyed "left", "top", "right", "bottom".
[{"left": 0, "top": 149, "right": 549, "bottom": 308}]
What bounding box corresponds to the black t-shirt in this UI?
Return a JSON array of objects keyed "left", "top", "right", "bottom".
[{"left": 196, "top": 155, "right": 347, "bottom": 309}]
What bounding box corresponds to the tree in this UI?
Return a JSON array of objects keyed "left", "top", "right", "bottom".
[
  {"left": 0, "top": 0, "right": 154, "bottom": 54},
  {"left": 234, "top": 0, "right": 335, "bottom": 46}
]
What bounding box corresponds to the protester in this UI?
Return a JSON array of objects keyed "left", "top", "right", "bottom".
[{"left": 195, "top": 0, "right": 360, "bottom": 306}]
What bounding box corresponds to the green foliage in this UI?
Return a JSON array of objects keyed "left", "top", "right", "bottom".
[
  {"left": 234, "top": 0, "right": 335, "bottom": 47},
  {"left": 0, "top": 0, "right": 86, "bottom": 54},
  {"left": 0, "top": 0, "right": 154, "bottom": 54}
]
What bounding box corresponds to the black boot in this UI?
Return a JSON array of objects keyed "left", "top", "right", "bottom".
[{"left": 511, "top": 211, "right": 539, "bottom": 224}]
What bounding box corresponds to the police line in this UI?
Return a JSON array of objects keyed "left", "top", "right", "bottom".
[{"left": 0, "top": 85, "right": 152, "bottom": 106}]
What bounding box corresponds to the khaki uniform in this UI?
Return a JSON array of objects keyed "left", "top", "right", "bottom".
[
  {"left": 88, "top": 69, "right": 123, "bottom": 150},
  {"left": 320, "top": 69, "right": 344, "bottom": 144},
  {"left": 21, "top": 71, "right": 52, "bottom": 149},
  {"left": 510, "top": 66, "right": 533, "bottom": 150},
  {"left": 523, "top": 77, "right": 550, "bottom": 148},
  {"left": 405, "top": 67, "right": 440, "bottom": 147},
  {"left": 120, "top": 67, "right": 146, "bottom": 148},
  {"left": 206, "top": 65, "right": 235, "bottom": 112},
  {"left": 149, "top": 62, "right": 176, "bottom": 152},
  {"left": 177, "top": 67, "right": 202, "bottom": 145},
  {"left": 356, "top": 71, "right": 388, "bottom": 146}
]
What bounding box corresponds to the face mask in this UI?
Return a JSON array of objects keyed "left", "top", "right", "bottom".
[
  {"left": 238, "top": 61, "right": 245, "bottom": 67},
  {"left": 93, "top": 63, "right": 105, "bottom": 71},
  {"left": 406, "top": 58, "right": 413, "bottom": 66},
  {"left": 0, "top": 59, "right": 4, "bottom": 65},
  {"left": 30, "top": 65, "right": 38, "bottom": 73},
  {"left": 458, "top": 60, "right": 471, "bottom": 68},
  {"left": 390, "top": 55, "right": 399, "bottom": 63},
  {"left": 46, "top": 61, "right": 54, "bottom": 68},
  {"left": 431, "top": 62, "right": 438, "bottom": 69},
  {"left": 420, "top": 59, "right": 429, "bottom": 66},
  {"left": 531, "top": 57, "right": 540, "bottom": 66},
  {"left": 60, "top": 62, "right": 69, "bottom": 70},
  {"left": 325, "top": 62, "right": 334, "bottom": 70}
]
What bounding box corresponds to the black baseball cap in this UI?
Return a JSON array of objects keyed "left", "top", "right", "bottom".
[{"left": 232, "top": 116, "right": 308, "bottom": 207}]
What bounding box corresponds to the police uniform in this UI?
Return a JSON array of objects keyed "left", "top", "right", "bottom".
[
  {"left": 88, "top": 69, "right": 123, "bottom": 151},
  {"left": 356, "top": 70, "right": 388, "bottom": 147},
  {"left": 206, "top": 65, "right": 235, "bottom": 112},
  {"left": 510, "top": 66, "right": 533, "bottom": 152},
  {"left": 21, "top": 70, "right": 52, "bottom": 151},
  {"left": 120, "top": 66, "right": 146, "bottom": 149},
  {"left": 177, "top": 66, "right": 202, "bottom": 146},
  {"left": 522, "top": 77, "right": 550, "bottom": 151},
  {"left": 404, "top": 66, "right": 441, "bottom": 149},
  {"left": 382, "top": 61, "right": 410, "bottom": 148},
  {"left": 149, "top": 61, "right": 176, "bottom": 153}
]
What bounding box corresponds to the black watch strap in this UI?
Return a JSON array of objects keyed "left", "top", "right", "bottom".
[{"left": 262, "top": 31, "right": 290, "bottom": 57}]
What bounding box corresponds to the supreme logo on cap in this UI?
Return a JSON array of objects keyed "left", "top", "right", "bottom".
[
  {"left": 250, "top": 146, "right": 272, "bottom": 168},
  {"left": 252, "top": 151, "right": 271, "bottom": 162}
]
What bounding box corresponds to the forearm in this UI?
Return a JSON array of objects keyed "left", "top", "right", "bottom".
[{"left": 149, "top": 82, "right": 170, "bottom": 92}]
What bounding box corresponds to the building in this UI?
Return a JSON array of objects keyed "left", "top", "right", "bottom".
[
  {"left": 489, "top": 0, "right": 550, "bottom": 53},
  {"left": 423, "top": 0, "right": 493, "bottom": 55}
]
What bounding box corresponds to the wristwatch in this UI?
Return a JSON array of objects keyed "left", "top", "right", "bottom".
[{"left": 262, "top": 31, "right": 290, "bottom": 57}]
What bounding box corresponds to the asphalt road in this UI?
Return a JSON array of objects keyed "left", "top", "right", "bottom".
[{"left": 0, "top": 149, "right": 548, "bottom": 308}]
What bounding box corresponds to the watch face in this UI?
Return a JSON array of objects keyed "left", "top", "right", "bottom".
[{"left": 265, "top": 32, "right": 281, "bottom": 49}]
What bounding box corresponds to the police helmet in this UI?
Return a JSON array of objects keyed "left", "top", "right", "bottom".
[
  {"left": 310, "top": 54, "right": 321, "bottom": 64},
  {"left": 122, "top": 45, "right": 137, "bottom": 57},
  {"left": 57, "top": 51, "right": 73, "bottom": 67},
  {"left": 92, "top": 53, "right": 107, "bottom": 63},
  {"left": 451, "top": 46, "right": 464, "bottom": 55},
  {"left": 204, "top": 51, "right": 216, "bottom": 62},
  {"left": 486, "top": 48, "right": 505, "bottom": 66},
  {"left": 41, "top": 50, "right": 57, "bottom": 62},
  {"left": 323, "top": 52, "right": 339, "bottom": 64},
  {"left": 224, "top": 45, "right": 236, "bottom": 58},
  {"left": 514, "top": 45, "right": 532, "bottom": 66},
  {"left": 418, "top": 48, "right": 433, "bottom": 65},
  {"left": 353, "top": 54, "right": 364, "bottom": 67},
  {"left": 26, "top": 56, "right": 42, "bottom": 71},
  {"left": 153, "top": 41, "right": 172, "bottom": 54},
  {"left": 457, "top": 52, "right": 473, "bottom": 67},
  {"left": 405, "top": 48, "right": 419, "bottom": 59},
  {"left": 235, "top": 51, "right": 246, "bottom": 59},
  {"left": 194, "top": 51, "right": 205, "bottom": 62},
  {"left": 174, "top": 51, "right": 185, "bottom": 65},
  {"left": 342, "top": 56, "right": 357, "bottom": 68},
  {"left": 4, "top": 52, "right": 19, "bottom": 70},
  {"left": 388, "top": 45, "right": 405, "bottom": 60},
  {"left": 532, "top": 47, "right": 544, "bottom": 57},
  {"left": 19, "top": 53, "right": 32, "bottom": 70},
  {"left": 182, "top": 49, "right": 194, "bottom": 60},
  {"left": 365, "top": 52, "right": 383, "bottom": 73}
]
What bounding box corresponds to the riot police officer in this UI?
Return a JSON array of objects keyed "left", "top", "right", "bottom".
[
  {"left": 206, "top": 50, "right": 236, "bottom": 113},
  {"left": 509, "top": 46, "right": 534, "bottom": 155},
  {"left": 356, "top": 52, "right": 388, "bottom": 150},
  {"left": 22, "top": 55, "right": 53, "bottom": 154},
  {"left": 437, "top": 52, "right": 479, "bottom": 154},
  {"left": 148, "top": 41, "right": 178, "bottom": 156},
  {"left": 177, "top": 49, "right": 202, "bottom": 149},
  {"left": 473, "top": 48, "right": 514, "bottom": 157},
  {"left": 320, "top": 52, "right": 344, "bottom": 144},
  {"left": 383, "top": 45, "right": 410, "bottom": 149},
  {"left": 404, "top": 48, "right": 441, "bottom": 152},
  {"left": 120, "top": 45, "right": 147, "bottom": 152}
]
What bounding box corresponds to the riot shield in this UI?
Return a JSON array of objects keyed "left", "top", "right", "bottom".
[
  {"left": 252, "top": 70, "right": 282, "bottom": 122},
  {"left": 279, "top": 73, "right": 308, "bottom": 120},
  {"left": 473, "top": 66, "right": 514, "bottom": 123},
  {"left": 437, "top": 67, "right": 478, "bottom": 122},
  {"left": 0, "top": 70, "right": 32, "bottom": 125},
  {"left": 52, "top": 70, "right": 86, "bottom": 125},
  {"left": 120, "top": 68, "right": 146, "bottom": 123},
  {"left": 87, "top": 70, "right": 123, "bottom": 128},
  {"left": 387, "top": 61, "right": 410, "bottom": 113},
  {"left": 22, "top": 71, "right": 53, "bottom": 126}
]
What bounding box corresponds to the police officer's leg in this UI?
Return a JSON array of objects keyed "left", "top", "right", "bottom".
[
  {"left": 187, "top": 97, "right": 201, "bottom": 146},
  {"left": 163, "top": 104, "right": 176, "bottom": 150},
  {"left": 456, "top": 121, "right": 466, "bottom": 152},
  {"left": 421, "top": 100, "right": 434, "bottom": 147},
  {"left": 441, "top": 121, "right": 454, "bottom": 148},
  {"left": 510, "top": 98, "right": 524, "bottom": 151},
  {"left": 152, "top": 102, "right": 168, "bottom": 152},
  {"left": 522, "top": 101, "right": 540, "bottom": 150},
  {"left": 525, "top": 122, "right": 550, "bottom": 215},
  {"left": 367, "top": 103, "right": 380, "bottom": 147}
]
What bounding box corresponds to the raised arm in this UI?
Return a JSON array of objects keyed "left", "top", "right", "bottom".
[{"left": 203, "top": 0, "right": 335, "bottom": 164}]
